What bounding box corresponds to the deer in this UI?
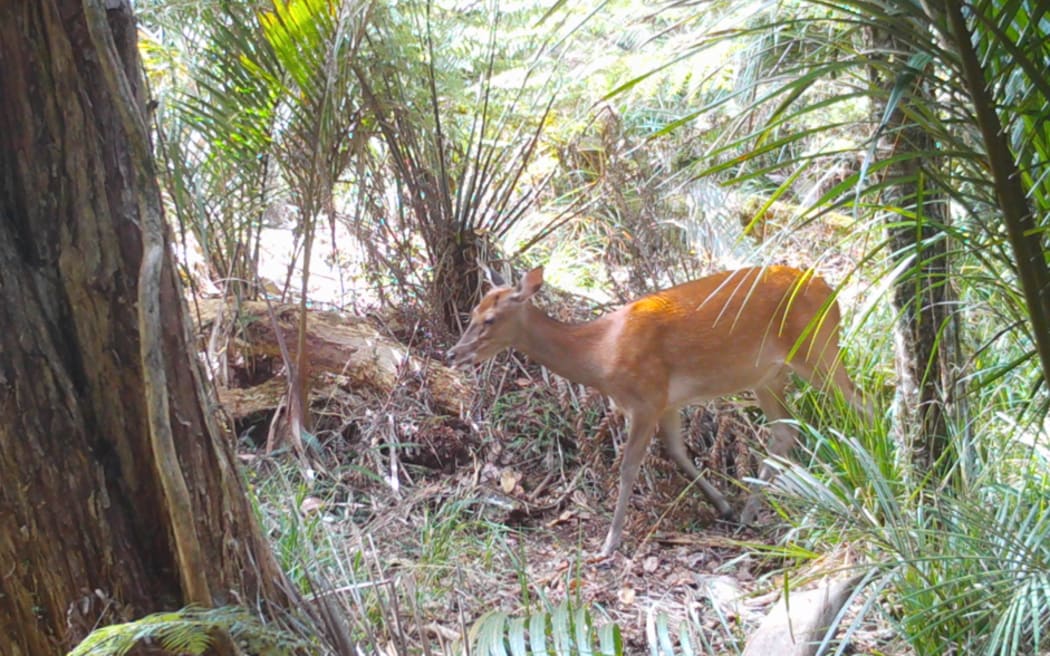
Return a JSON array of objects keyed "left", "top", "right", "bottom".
[{"left": 448, "top": 265, "right": 870, "bottom": 557}]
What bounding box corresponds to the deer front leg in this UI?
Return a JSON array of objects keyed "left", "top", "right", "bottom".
[
  {"left": 740, "top": 385, "right": 798, "bottom": 524},
  {"left": 657, "top": 410, "right": 733, "bottom": 520},
  {"left": 599, "top": 409, "right": 659, "bottom": 557}
]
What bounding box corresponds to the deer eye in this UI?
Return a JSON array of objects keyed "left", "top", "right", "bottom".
[{"left": 483, "top": 317, "right": 495, "bottom": 326}]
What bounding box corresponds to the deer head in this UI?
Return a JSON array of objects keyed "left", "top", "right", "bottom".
[{"left": 448, "top": 267, "right": 544, "bottom": 365}]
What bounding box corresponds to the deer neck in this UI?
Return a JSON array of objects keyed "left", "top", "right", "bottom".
[{"left": 515, "top": 304, "right": 610, "bottom": 391}]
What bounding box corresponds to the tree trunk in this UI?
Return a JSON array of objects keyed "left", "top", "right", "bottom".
[
  {"left": 868, "top": 25, "right": 956, "bottom": 479},
  {"left": 435, "top": 230, "right": 483, "bottom": 331},
  {"left": 0, "top": 2, "right": 295, "bottom": 653}
]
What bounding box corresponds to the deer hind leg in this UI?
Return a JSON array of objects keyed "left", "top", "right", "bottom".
[
  {"left": 600, "top": 408, "right": 659, "bottom": 557},
  {"left": 740, "top": 378, "right": 797, "bottom": 525},
  {"left": 824, "top": 361, "right": 872, "bottom": 420},
  {"left": 793, "top": 322, "right": 872, "bottom": 420},
  {"left": 740, "top": 341, "right": 872, "bottom": 524},
  {"left": 657, "top": 409, "right": 733, "bottom": 519}
]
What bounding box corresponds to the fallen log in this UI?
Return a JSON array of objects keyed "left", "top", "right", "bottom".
[{"left": 192, "top": 299, "right": 471, "bottom": 419}]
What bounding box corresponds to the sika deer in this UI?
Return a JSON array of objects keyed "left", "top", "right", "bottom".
[{"left": 449, "top": 266, "right": 868, "bottom": 556}]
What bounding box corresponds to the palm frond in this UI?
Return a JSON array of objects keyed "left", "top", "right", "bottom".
[{"left": 466, "top": 599, "right": 623, "bottom": 656}]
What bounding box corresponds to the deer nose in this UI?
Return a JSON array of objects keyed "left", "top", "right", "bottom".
[{"left": 448, "top": 342, "right": 475, "bottom": 366}]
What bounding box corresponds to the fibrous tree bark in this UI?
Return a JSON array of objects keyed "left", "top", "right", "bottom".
[
  {"left": 868, "top": 23, "right": 955, "bottom": 478},
  {"left": 0, "top": 2, "right": 297, "bottom": 653}
]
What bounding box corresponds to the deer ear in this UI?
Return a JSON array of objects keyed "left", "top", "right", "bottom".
[
  {"left": 511, "top": 267, "right": 544, "bottom": 302},
  {"left": 480, "top": 261, "right": 506, "bottom": 288}
]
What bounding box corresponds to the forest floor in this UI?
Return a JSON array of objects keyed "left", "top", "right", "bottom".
[
  {"left": 239, "top": 346, "right": 903, "bottom": 654},
  {"left": 220, "top": 210, "right": 905, "bottom": 653}
]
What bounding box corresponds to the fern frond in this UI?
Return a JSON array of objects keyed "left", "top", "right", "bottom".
[{"left": 68, "top": 605, "right": 312, "bottom": 656}]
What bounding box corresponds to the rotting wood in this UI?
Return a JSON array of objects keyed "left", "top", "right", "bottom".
[
  {"left": 194, "top": 299, "right": 470, "bottom": 418},
  {"left": 217, "top": 378, "right": 290, "bottom": 419}
]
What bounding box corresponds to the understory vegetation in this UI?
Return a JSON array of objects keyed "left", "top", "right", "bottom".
[{"left": 100, "top": 0, "right": 1050, "bottom": 654}]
